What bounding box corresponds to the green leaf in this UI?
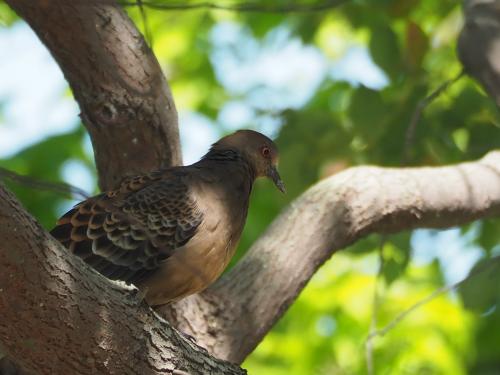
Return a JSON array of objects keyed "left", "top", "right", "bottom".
[
  {"left": 348, "top": 235, "right": 382, "bottom": 255},
  {"left": 0, "top": 3, "right": 18, "bottom": 27},
  {"left": 0, "top": 127, "right": 92, "bottom": 228},
  {"left": 348, "top": 86, "right": 387, "bottom": 142},
  {"left": 382, "top": 233, "right": 411, "bottom": 285},
  {"left": 388, "top": 0, "right": 420, "bottom": 18},
  {"left": 459, "top": 259, "right": 500, "bottom": 312},
  {"left": 478, "top": 220, "right": 500, "bottom": 254},
  {"left": 369, "top": 25, "right": 402, "bottom": 80}
]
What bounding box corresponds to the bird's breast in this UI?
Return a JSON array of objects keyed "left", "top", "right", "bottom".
[{"left": 139, "top": 179, "right": 249, "bottom": 305}]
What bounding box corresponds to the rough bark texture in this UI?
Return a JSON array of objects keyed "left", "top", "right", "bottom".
[
  {"left": 5, "top": 0, "right": 181, "bottom": 191},
  {"left": 1, "top": 152, "right": 500, "bottom": 372},
  {"left": 0, "top": 184, "right": 245, "bottom": 375},
  {"left": 3, "top": 0, "right": 500, "bottom": 373},
  {"left": 164, "top": 150, "right": 500, "bottom": 363}
]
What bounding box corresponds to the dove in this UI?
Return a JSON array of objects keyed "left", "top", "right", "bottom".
[{"left": 50, "top": 130, "right": 285, "bottom": 306}]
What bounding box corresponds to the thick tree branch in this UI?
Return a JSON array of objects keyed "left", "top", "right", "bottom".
[
  {"left": 5, "top": 0, "right": 181, "bottom": 191},
  {"left": 164, "top": 151, "right": 500, "bottom": 363},
  {"left": 0, "top": 184, "right": 245, "bottom": 375},
  {"left": 5, "top": 0, "right": 500, "bottom": 370}
]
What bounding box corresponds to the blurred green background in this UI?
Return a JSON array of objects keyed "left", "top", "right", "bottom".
[{"left": 1, "top": 1, "right": 500, "bottom": 374}]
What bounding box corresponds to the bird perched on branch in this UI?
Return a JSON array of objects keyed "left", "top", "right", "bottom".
[{"left": 50, "top": 130, "right": 285, "bottom": 306}]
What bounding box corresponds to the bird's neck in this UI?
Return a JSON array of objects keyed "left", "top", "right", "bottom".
[
  {"left": 195, "top": 148, "right": 255, "bottom": 238},
  {"left": 201, "top": 148, "right": 256, "bottom": 180},
  {"left": 197, "top": 148, "right": 256, "bottom": 198}
]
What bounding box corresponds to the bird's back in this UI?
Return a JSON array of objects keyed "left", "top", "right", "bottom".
[{"left": 51, "top": 168, "right": 203, "bottom": 283}]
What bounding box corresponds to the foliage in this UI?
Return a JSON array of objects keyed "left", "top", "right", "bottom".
[
  {"left": 1, "top": 0, "right": 500, "bottom": 374},
  {"left": 247, "top": 254, "right": 475, "bottom": 375}
]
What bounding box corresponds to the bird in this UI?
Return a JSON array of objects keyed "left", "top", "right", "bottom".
[
  {"left": 457, "top": 0, "right": 500, "bottom": 104},
  {"left": 50, "top": 130, "right": 285, "bottom": 306}
]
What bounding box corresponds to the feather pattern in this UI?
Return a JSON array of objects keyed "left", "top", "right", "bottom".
[
  {"left": 50, "top": 130, "right": 283, "bottom": 305},
  {"left": 50, "top": 169, "right": 203, "bottom": 284}
]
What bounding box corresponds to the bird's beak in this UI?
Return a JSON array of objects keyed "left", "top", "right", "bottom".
[{"left": 267, "top": 165, "right": 286, "bottom": 193}]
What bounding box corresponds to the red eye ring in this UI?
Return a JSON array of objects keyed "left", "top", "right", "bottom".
[{"left": 261, "top": 147, "right": 271, "bottom": 157}]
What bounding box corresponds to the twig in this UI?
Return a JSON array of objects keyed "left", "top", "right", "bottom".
[
  {"left": 402, "top": 70, "right": 465, "bottom": 165},
  {"left": 0, "top": 166, "right": 90, "bottom": 200},
  {"left": 114, "top": 0, "right": 349, "bottom": 13},
  {"left": 365, "top": 237, "right": 386, "bottom": 375},
  {"left": 366, "top": 255, "right": 500, "bottom": 342}
]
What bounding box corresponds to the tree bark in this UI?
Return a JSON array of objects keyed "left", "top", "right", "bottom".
[
  {"left": 5, "top": 0, "right": 182, "bottom": 191},
  {"left": 3, "top": 0, "right": 500, "bottom": 373},
  {"left": 164, "top": 150, "right": 500, "bottom": 363},
  {"left": 1, "top": 152, "right": 500, "bottom": 372},
  {"left": 0, "top": 184, "right": 245, "bottom": 375}
]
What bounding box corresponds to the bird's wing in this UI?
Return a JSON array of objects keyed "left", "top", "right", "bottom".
[{"left": 50, "top": 170, "right": 203, "bottom": 283}]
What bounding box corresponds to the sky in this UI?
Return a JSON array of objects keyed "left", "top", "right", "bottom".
[
  {"left": 0, "top": 22, "right": 79, "bottom": 157},
  {"left": 0, "top": 20, "right": 481, "bottom": 285}
]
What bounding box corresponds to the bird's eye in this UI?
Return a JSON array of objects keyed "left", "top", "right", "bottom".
[{"left": 261, "top": 147, "right": 271, "bottom": 158}]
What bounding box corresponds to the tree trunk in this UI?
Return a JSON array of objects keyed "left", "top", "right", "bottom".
[
  {"left": 0, "top": 184, "right": 244, "bottom": 375},
  {"left": 2, "top": 0, "right": 500, "bottom": 373},
  {"left": 5, "top": 0, "right": 181, "bottom": 191},
  {"left": 1, "top": 152, "right": 499, "bottom": 372}
]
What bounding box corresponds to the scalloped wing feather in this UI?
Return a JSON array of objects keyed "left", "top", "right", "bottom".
[{"left": 50, "top": 171, "right": 203, "bottom": 284}]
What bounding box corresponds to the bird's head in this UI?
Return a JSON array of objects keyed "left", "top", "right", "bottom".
[{"left": 213, "top": 129, "right": 285, "bottom": 193}]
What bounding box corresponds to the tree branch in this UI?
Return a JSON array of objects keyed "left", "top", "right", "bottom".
[
  {"left": 366, "top": 254, "right": 500, "bottom": 341},
  {"left": 0, "top": 166, "right": 89, "bottom": 200},
  {"left": 5, "top": 0, "right": 182, "bottom": 191},
  {"left": 115, "top": 0, "right": 349, "bottom": 13},
  {"left": 5, "top": 0, "right": 500, "bottom": 370},
  {"left": 164, "top": 150, "right": 500, "bottom": 363},
  {"left": 0, "top": 184, "right": 245, "bottom": 375}
]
